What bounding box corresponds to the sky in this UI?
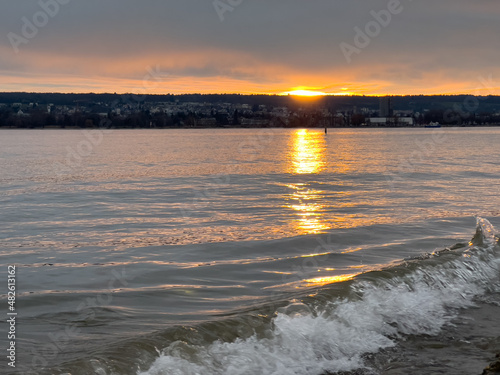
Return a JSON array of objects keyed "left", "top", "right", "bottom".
[{"left": 1, "top": 0, "right": 500, "bottom": 96}]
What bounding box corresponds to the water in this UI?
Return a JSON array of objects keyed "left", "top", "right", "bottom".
[{"left": 0, "top": 127, "right": 499, "bottom": 375}]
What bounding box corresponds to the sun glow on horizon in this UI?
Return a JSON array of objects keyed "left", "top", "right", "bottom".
[
  {"left": 283, "top": 89, "right": 328, "bottom": 97},
  {"left": 281, "top": 88, "right": 354, "bottom": 97}
]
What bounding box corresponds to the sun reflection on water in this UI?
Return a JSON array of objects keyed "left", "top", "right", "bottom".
[
  {"left": 303, "top": 273, "right": 357, "bottom": 287},
  {"left": 290, "top": 129, "right": 326, "bottom": 175},
  {"left": 286, "top": 183, "right": 330, "bottom": 234},
  {"left": 285, "top": 129, "right": 330, "bottom": 235}
]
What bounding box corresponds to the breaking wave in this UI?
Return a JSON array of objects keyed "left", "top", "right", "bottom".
[{"left": 138, "top": 217, "right": 500, "bottom": 375}]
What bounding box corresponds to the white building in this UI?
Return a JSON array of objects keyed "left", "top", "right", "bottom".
[{"left": 368, "top": 117, "right": 414, "bottom": 126}]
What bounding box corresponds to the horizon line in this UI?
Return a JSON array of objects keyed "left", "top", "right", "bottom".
[{"left": 0, "top": 91, "right": 497, "bottom": 98}]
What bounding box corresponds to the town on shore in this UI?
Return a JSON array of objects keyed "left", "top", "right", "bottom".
[{"left": 1, "top": 92, "right": 500, "bottom": 129}]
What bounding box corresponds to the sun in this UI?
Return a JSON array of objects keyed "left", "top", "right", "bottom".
[
  {"left": 281, "top": 89, "right": 328, "bottom": 96},
  {"left": 280, "top": 88, "right": 354, "bottom": 96},
  {"left": 282, "top": 89, "right": 327, "bottom": 97}
]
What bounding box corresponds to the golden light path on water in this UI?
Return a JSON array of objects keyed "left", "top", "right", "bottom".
[
  {"left": 291, "top": 129, "right": 326, "bottom": 174},
  {"left": 303, "top": 273, "right": 357, "bottom": 287},
  {"left": 286, "top": 129, "right": 331, "bottom": 235}
]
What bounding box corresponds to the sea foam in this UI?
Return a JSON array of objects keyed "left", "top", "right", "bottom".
[{"left": 139, "top": 218, "right": 500, "bottom": 375}]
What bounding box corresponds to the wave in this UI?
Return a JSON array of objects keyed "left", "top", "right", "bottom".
[{"left": 138, "top": 217, "right": 500, "bottom": 375}]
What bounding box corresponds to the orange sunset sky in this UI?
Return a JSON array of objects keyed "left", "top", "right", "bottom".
[{"left": 1, "top": 0, "right": 500, "bottom": 96}]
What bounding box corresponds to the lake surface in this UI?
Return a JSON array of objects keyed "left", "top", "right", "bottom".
[{"left": 0, "top": 128, "right": 499, "bottom": 375}]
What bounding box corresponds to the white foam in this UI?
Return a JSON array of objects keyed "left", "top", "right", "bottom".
[
  {"left": 139, "top": 219, "right": 499, "bottom": 375},
  {"left": 139, "top": 310, "right": 389, "bottom": 375},
  {"left": 476, "top": 216, "right": 499, "bottom": 246}
]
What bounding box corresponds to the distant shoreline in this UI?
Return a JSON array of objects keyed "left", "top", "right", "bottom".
[
  {"left": 1, "top": 124, "right": 500, "bottom": 130},
  {"left": 3, "top": 93, "right": 500, "bottom": 128}
]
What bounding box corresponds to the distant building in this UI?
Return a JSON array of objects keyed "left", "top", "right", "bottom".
[
  {"left": 398, "top": 117, "right": 414, "bottom": 126},
  {"left": 394, "top": 110, "right": 413, "bottom": 116},
  {"left": 368, "top": 117, "right": 414, "bottom": 126},
  {"left": 368, "top": 117, "right": 388, "bottom": 125},
  {"left": 379, "top": 97, "right": 393, "bottom": 117}
]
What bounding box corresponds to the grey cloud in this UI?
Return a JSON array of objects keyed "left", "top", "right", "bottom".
[{"left": 1, "top": 0, "right": 499, "bottom": 92}]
